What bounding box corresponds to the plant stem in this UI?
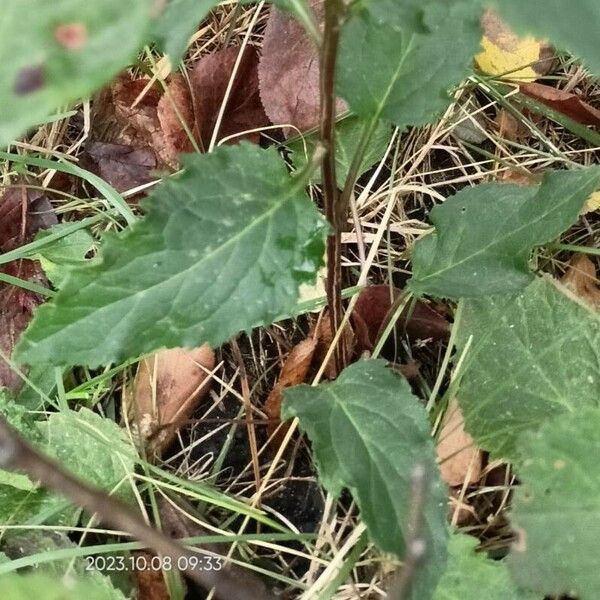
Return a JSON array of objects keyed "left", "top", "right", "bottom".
[{"left": 320, "top": 0, "right": 346, "bottom": 372}]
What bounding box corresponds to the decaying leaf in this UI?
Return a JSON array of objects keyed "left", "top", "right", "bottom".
[
  {"left": 437, "top": 397, "right": 482, "bottom": 487},
  {"left": 584, "top": 191, "right": 600, "bottom": 214},
  {"left": 133, "top": 551, "right": 171, "bottom": 600},
  {"left": 190, "top": 46, "right": 269, "bottom": 147},
  {"left": 313, "top": 310, "right": 355, "bottom": 379},
  {"left": 80, "top": 142, "right": 157, "bottom": 194},
  {"left": 264, "top": 337, "right": 318, "bottom": 440},
  {"left": 259, "top": 0, "right": 347, "bottom": 136},
  {"left": 351, "top": 285, "right": 450, "bottom": 353},
  {"left": 520, "top": 82, "right": 600, "bottom": 127},
  {"left": 560, "top": 254, "right": 600, "bottom": 311},
  {"left": 0, "top": 186, "right": 56, "bottom": 391},
  {"left": 131, "top": 345, "right": 215, "bottom": 455},
  {"left": 495, "top": 109, "right": 529, "bottom": 141},
  {"left": 476, "top": 10, "right": 552, "bottom": 82},
  {"left": 157, "top": 73, "right": 196, "bottom": 159}
]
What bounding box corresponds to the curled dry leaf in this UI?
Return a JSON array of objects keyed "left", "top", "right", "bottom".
[
  {"left": 131, "top": 345, "right": 215, "bottom": 456},
  {"left": 264, "top": 337, "right": 318, "bottom": 440},
  {"left": 313, "top": 310, "right": 355, "bottom": 380},
  {"left": 520, "top": 82, "right": 600, "bottom": 127},
  {"left": 476, "top": 10, "right": 553, "bottom": 82},
  {"left": 259, "top": 0, "right": 346, "bottom": 136},
  {"left": 190, "top": 46, "right": 269, "bottom": 147},
  {"left": 437, "top": 397, "right": 482, "bottom": 487},
  {"left": 351, "top": 285, "right": 450, "bottom": 353},
  {"left": 0, "top": 186, "right": 56, "bottom": 391},
  {"left": 495, "top": 109, "right": 529, "bottom": 141},
  {"left": 560, "top": 254, "right": 600, "bottom": 311}
]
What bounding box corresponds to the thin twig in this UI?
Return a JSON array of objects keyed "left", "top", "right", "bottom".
[
  {"left": 387, "top": 463, "right": 428, "bottom": 600},
  {"left": 320, "top": 0, "right": 346, "bottom": 372},
  {"left": 0, "top": 416, "right": 275, "bottom": 600}
]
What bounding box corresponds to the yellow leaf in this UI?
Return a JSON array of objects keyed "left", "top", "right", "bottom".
[
  {"left": 583, "top": 191, "right": 600, "bottom": 214},
  {"left": 476, "top": 10, "right": 545, "bottom": 82}
]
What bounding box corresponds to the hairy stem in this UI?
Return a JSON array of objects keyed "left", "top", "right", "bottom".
[
  {"left": 320, "top": 0, "right": 346, "bottom": 372},
  {"left": 0, "top": 416, "right": 276, "bottom": 600}
]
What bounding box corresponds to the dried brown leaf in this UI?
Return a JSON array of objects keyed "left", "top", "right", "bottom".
[
  {"left": 437, "top": 398, "right": 482, "bottom": 487},
  {"left": 133, "top": 550, "right": 171, "bottom": 600},
  {"left": 258, "top": 0, "right": 346, "bottom": 136},
  {"left": 131, "top": 345, "right": 215, "bottom": 456},
  {"left": 560, "top": 254, "right": 600, "bottom": 311},
  {"left": 495, "top": 108, "right": 529, "bottom": 141},
  {"left": 80, "top": 141, "right": 157, "bottom": 194},
  {"left": 157, "top": 73, "right": 196, "bottom": 162},
  {"left": 0, "top": 186, "right": 56, "bottom": 391},
  {"left": 190, "top": 46, "right": 269, "bottom": 147},
  {"left": 264, "top": 337, "right": 318, "bottom": 439},
  {"left": 313, "top": 310, "right": 355, "bottom": 380},
  {"left": 351, "top": 285, "right": 450, "bottom": 353},
  {"left": 520, "top": 82, "right": 600, "bottom": 127}
]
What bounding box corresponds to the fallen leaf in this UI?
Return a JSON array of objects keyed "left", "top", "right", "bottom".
[
  {"left": 80, "top": 141, "right": 157, "bottom": 194},
  {"left": 495, "top": 109, "right": 529, "bottom": 141},
  {"left": 560, "top": 254, "right": 600, "bottom": 311},
  {"left": 351, "top": 285, "right": 450, "bottom": 353},
  {"left": 259, "top": 0, "right": 347, "bottom": 136},
  {"left": 133, "top": 550, "right": 171, "bottom": 600},
  {"left": 130, "top": 345, "right": 215, "bottom": 456},
  {"left": 584, "top": 191, "right": 600, "bottom": 214},
  {"left": 313, "top": 310, "right": 355, "bottom": 379},
  {"left": 264, "top": 337, "right": 318, "bottom": 440},
  {"left": 190, "top": 46, "right": 269, "bottom": 147},
  {"left": 0, "top": 186, "right": 57, "bottom": 391},
  {"left": 520, "top": 82, "right": 600, "bottom": 127},
  {"left": 157, "top": 73, "right": 196, "bottom": 160},
  {"left": 437, "top": 397, "right": 482, "bottom": 487},
  {"left": 500, "top": 169, "right": 542, "bottom": 186},
  {"left": 476, "top": 10, "right": 552, "bottom": 82}
]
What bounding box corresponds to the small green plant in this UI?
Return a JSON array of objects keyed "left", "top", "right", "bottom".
[{"left": 1, "top": 0, "right": 600, "bottom": 598}]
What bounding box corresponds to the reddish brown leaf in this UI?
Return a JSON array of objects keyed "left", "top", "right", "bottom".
[
  {"left": 520, "top": 82, "right": 600, "bottom": 127},
  {"left": 312, "top": 310, "right": 355, "bottom": 380},
  {"left": 0, "top": 186, "right": 56, "bottom": 391},
  {"left": 190, "top": 46, "right": 269, "bottom": 147},
  {"left": 132, "top": 550, "right": 171, "bottom": 600},
  {"left": 561, "top": 254, "right": 600, "bottom": 311},
  {"left": 259, "top": 0, "right": 346, "bottom": 136},
  {"left": 437, "top": 397, "right": 482, "bottom": 487},
  {"left": 495, "top": 109, "right": 529, "bottom": 141},
  {"left": 351, "top": 285, "right": 450, "bottom": 353},
  {"left": 264, "top": 337, "right": 318, "bottom": 439},
  {"left": 157, "top": 73, "right": 196, "bottom": 160},
  {"left": 130, "top": 345, "right": 216, "bottom": 456},
  {"left": 80, "top": 142, "right": 157, "bottom": 194}
]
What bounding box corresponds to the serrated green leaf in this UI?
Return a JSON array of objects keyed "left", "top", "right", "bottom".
[
  {"left": 434, "top": 533, "right": 531, "bottom": 600},
  {"left": 509, "top": 406, "right": 600, "bottom": 598},
  {"left": 16, "top": 144, "right": 328, "bottom": 367},
  {"left": 153, "top": 0, "right": 217, "bottom": 64},
  {"left": 456, "top": 277, "right": 600, "bottom": 460},
  {"left": 497, "top": 0, "right": 600, "bottom": 77},
  {"left": 287, "top": 116, "right": 391, "bottom": 188},
  {"left": 0, "top": 0, "right": 152, "bottom": 147},
  {"left": 34, "top": 226, "right": 95, "bottom": 288},
  {"left": 0, "top": 572, "right": 125, "bottom": 600},
  {"left": 336, "top": 1, "right": 482, "bottom": 128},
  {"left": 282, "top": 359, "right": 448, "bottom": 599},
  {"left": 409, "top": 168, "right": 600, "bottom": 298}
]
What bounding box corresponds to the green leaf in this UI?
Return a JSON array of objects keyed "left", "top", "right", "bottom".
[
  {"left": 0, "top": 572, "right": 125, "bottom": 600},
  {"left": 282, "top": 359, "right": 448, "bottom": 599},
  {"left": 153, "top": 0, "right": 217, "bottom": 64},
  {"left": 16, "top": 144, "right": 328, "bottom": 367},
  {"left": 409, "top": 168, "right": 600, "bottom": 298},
  {"left": 287, "top": 116, "right": 391, "bottom": 188},
  {"left": 0, "top": 0, "right": 152, "bottom": 147},
  {"left": 434, "top": 533, "right": 531, "bottom": 600},
  {"left": 0, "top": 406, "right": 136, "bottom": 525},
  {"left": 497, "top": 0, "right": 600, "bottom": 76},
  {"left": 34, "top": 226, "right": 96, "bottom": 288},
  {"left": 456, "top": 277, "right": 600, "bottom": 460},
  {"left": 509, "top": 406, "right": 600, "bottom": 598},
  {"left": 336, "top": 0, "right": 482, "bottom": 128}
]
